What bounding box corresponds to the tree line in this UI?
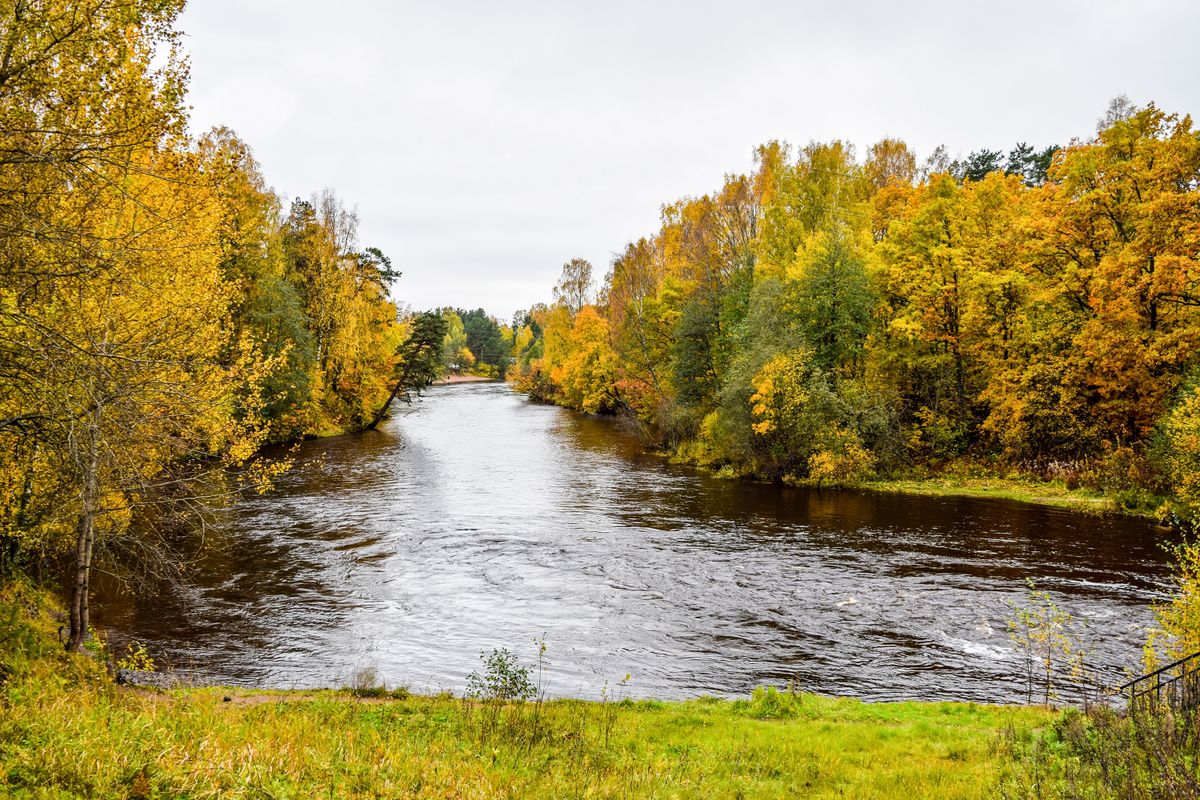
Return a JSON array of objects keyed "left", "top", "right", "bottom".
[
  {"left": 0, "top": 1, "right": 445, "bottom": 647},
  {"left": 439, "top": 308, "right": 518, "bottom": 377},
  {"left": 510, "top": 98, "right": 1200, "bottom": 528}
]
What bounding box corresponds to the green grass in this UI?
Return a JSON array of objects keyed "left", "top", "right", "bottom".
[
  {"left": 858, "top": 476, "right": 1122, "bottom": 516},
  {"left": 1, "top": 583, "right": 1058, "bottom": 799},
  {"left": 673, "top": 446, "right": 1165, "bottom": 520}
]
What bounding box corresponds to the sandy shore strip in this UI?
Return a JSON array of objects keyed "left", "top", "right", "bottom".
[{"left": 430, "top": 374, "right": 497, "bottom": 385}]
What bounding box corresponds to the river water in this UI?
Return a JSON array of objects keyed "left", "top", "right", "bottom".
[{"left": 97, "top": 382, "right": 1177, "bottom": 703}]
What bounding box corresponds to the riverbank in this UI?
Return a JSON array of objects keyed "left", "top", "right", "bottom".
[
  {"left": 509, "top": 382, "right": 1168, "bottom": 522},
  {"left": 682, "top": 455, "right": 1161, "bottom": 520},
  {"left": 856, "top": 476, "right": 1127, "bottom": 516},
  {"left": 1, "top": 581, "right": 1056, "bottom": 799},
  {"left": 432, "top": 373, "right": 497, "bottom": 385}
]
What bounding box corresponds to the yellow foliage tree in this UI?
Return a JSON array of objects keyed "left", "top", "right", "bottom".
[
  {"left": 1161, "top": 384, "right": 1200, "bottom": 527},
  {"left": 1031, "top": 104, "right": 1200, "bottom": 441},
  {"left": 557, "top": 307, "right": 618, "bottom": 414},
  {"left": 1, "top": 145, "right": 275, "bottom": 649}
]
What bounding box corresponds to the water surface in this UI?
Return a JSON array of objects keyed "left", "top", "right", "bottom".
[{"left": 98, "top": 383, "right": 1176, "bottom": 702}]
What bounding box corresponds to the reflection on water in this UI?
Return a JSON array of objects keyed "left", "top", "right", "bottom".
[{"left": 96, "top": 383, "right": 1176, "bottom": 702}]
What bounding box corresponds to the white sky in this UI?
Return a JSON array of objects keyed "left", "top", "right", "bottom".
[{"left": 178, "top": 0, "right": 1200, "bottom": 321}]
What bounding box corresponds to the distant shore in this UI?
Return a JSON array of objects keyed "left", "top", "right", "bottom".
[{"left": 431, "top": 374, "right": 497, "bottom": 385}]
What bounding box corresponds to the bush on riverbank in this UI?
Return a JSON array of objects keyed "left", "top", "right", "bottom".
[
  {"left": 0, "top": 581, "right": 1056, "bottom": 799},
  {"left": 999, "top": 705, "right": 1200, "bottom": 799}
]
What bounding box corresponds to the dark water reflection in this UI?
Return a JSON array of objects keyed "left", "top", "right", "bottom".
[{"left": 96, "top": 383, "right": 1177, "bottom": 702}]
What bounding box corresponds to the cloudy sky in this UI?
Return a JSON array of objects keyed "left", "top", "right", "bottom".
[{"left": 178, "top": 1, "right": 1200, "bottom": 320}]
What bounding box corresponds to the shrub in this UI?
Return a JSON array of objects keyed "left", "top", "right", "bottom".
[
  {"left": 346, "top": 666, "right": 390, "bottom": 698},
  {"left": 747, "top": 686, "right": 801, "bottom": 719},
  {"left": 1000, "top": 705, "right": 1200, "bottom": 799},
  {"left": 1007, "top": 581, "right": 1088, "bottom": 707},
  {"left": 1146, "top": 540, "right": 1200, "bottom": 670},
  {"left": 1159, "top": 383, "right": 1200, "bottom": 528},
  {"left": 808, "top": 427, "right": 876, "bottom": 485},
  {"left": 467, "top": 647, "right": 535, "bottom": 702}
]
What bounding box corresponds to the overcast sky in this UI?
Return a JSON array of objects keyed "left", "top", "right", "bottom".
[{"left": 178, "top": 1, "right": 1200, "bottom": 320}]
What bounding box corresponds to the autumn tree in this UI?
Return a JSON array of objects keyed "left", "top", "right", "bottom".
[
  {"left": 865, "top": 138, "right": 917, "bottom": 191},
  {"left": 1159, "top": 380, "right": 1200, "bottom": 528},
  {"left": 606, "top": 238, "right": 672, "bottom": 423},
  {"left": 440, "top": 309, "right": 470, "bottom": 372},
  {"left": 553, "top": 258, "right": 595, "bottom": 314},
  {"left": 515, "top": 99, "right": 1200, "bottom": 509},
  {"left": 550, "top": 306, "right": 617, "bottom": 414},
  {"left": 0, "top": 0, "right": 241, "bottom": 647},
  {"left": 277, "top": 191, "right": 408, "bottom": 432},
  {"left": 0, "top": 0, "right": 435, "bottom": 646},
  {"left": 0, "top": 138, "right": 283, "bottom": 650},
  {"left": 876, "top": 172, "right": 977, "bottom": 453},
  {"left": 198, "top": 128, "right": 316, "bottom": 440},
  {"left": 1030, "top": 102, "right": 1200, "bottom": 444}
]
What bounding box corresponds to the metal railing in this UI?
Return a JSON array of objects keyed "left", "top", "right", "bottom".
[{"left": 1119, "top": 651, "right": 1200, "bottom": 714}]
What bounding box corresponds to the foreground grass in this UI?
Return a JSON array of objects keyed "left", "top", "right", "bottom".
[
  {"left": 1, "top": 583, "right": 1057, "bottom": 799},
  {"left": 2, "top": 686, "right": 1056, "bottom": 799}
]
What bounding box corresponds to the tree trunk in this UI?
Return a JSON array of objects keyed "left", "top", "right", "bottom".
[
  {"left": 0, "top": 535, "right": 15, "bottom": 577},
  {"left": 2, "top": 453, "right": 36, "bottom": 577},
  {"left": 365, "top": 378, "right": 407, "bottom": 431},
  {"left": 66, "top": 419, "right": 99, "bottom": 652},
  {"left": 366, "top": 334, "right": 441, "bottom": 430}
]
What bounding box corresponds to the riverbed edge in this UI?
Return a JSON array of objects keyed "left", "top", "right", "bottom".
[
  {"left": 851, "top": 476, "right": 1153, "bottom": 518},
  {"left": 430, "top": 373, "right": 498, "bottom": 386},
  {"left": 661, "top": 451, "right": 1165, "bottom": 521}
]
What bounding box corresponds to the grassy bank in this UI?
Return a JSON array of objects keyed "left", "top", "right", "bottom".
[
  {"left": 856, "top": 476, "right": 1124, "bottom": 516},
  {"left": 2, "top": 686, "right": 1056, "bottom": 799},
  {"left": 687, "top": 454, "right": 1163, "bottom": 519},
  {"left": 0, "top": 582, "right": 1057, "bottom": 799}
]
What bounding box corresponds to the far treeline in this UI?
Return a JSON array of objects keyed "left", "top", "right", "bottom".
[
  {"left": 0, "top": 2, "right": 447, "bottom": 648},
  {"left": 509, "top": 98, "right": 1200, "bottom": 528}
]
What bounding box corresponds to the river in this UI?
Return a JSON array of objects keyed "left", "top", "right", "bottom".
[{"left": 96, "top": 382, "right": 1177, "bottom": 703}]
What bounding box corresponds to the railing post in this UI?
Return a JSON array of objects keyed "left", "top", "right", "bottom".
[{"left": 1118, "top": 651, "right": 1200, "bottom": 716}]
